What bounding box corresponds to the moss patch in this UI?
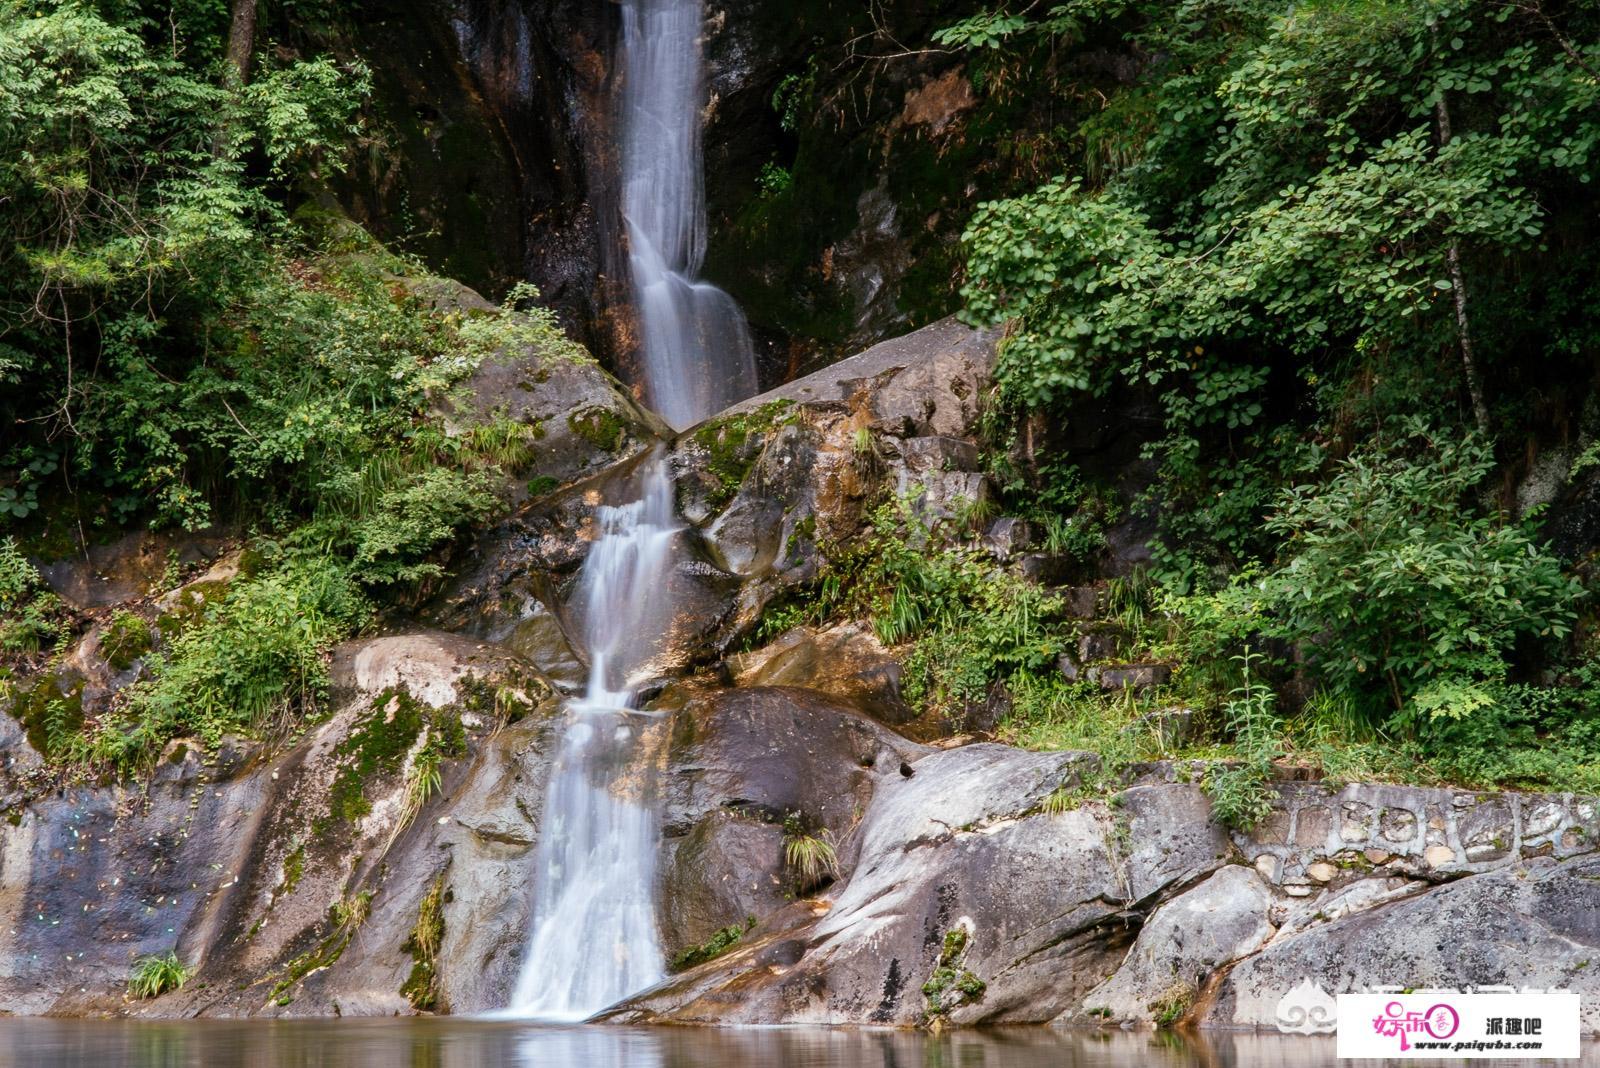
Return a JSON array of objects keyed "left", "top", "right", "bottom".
[
  {"left": 154, "top": 579, "right": 230, "bottom": 640},
  {"left": 669, "top": 916, "right": 755, "bottom": 972},
  {"left": 400, "top": 876, "right": 448, "bottom": 1011},
  {"left": 324, "top": 689, "right": 427, "bottom": 827},
  {"left": 690, "top": 400, "right": 798, "bottom": 510},
  {"left": 101, "top": 610, "right": 152, "bottom": 671},
  {"left": 922, "top": 926, "right": 985, "bottom": 1024},
  {"left": 7, "top": 672, "right": 85, "bottom": 758},
  {"left": 567, "top": 407, "right": 627, "bottom": 452}
]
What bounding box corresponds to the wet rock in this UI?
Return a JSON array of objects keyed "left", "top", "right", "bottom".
[
  {"left": 1080, "top": 866, "right": 1276, "bottom": 1024},
  {"left": 724, "top": 624, "right": 912, "bottom": 726},
  {"left": 611, "top": 746, "right": 1230, "bottom": 1027},
  {"left": 658, "top": 687, "right": 926, "bottom": 955}
]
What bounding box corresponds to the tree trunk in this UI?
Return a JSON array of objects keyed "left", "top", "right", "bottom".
[
  {"left": 211, "top": 0, "right": 258, "bottom": 158},
  {"left": 224, "top": 0, "right": 258, "bottom": 90},
  {"left": 1432, "top": 35, "right": 1491, "bottom": 436}
]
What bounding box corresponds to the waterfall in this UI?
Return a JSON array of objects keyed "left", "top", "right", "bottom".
[
  {"left": 502, "top": 455, "right": 678, "bottom": 1020},
  {"left": 620, "top": 0, "right": 758, "bottom": 430},
  {"left": 503, "top": 0, "right": 751, "bottom": 1021}
]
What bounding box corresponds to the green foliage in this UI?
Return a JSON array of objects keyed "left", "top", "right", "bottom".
[
  {"left": 781, "top": 494, "right": 1073, "bottom": 721},
  {"left": 757, "top": 161, "right": 793, "bottom": 198},
  {"left": 128, "top": 951, "right": 192, "bottom": 999},
  {"left": 1202, "top": 652, "right": 1281, "bottom": 830},
  {"left": 343, "top": 469, "right": 501, "bottom": 587},
  {"left": 83, "top": 557, "right": 369, "bottom": 771},
  {"left": 957, "top": 0, "right": 1600, "bottom": 577},
  {"left": 0, "top": 536, "right": 68, "bottom": 654},
  {"left": 669, "top": 916, "right": 756, "bottom": 972},
  {"left": 781, "top": 812, "right": 839, "bottom": 894},
  {"left": 1175, "top": 425, "right": 1578, "bottom": 721},
  {"left": 0, "top": 2, "right": 371, "bottom": 514}
]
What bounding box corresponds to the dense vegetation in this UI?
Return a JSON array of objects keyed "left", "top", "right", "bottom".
[
  {"left": 0, "top": 0, "right": 565, "bottom": 770},
  {"left": 3, "top": 0, "right": 1599, "bottom": 812},
  {"left": 845, "top": 0, "right": 1600, "bottom": 805}
]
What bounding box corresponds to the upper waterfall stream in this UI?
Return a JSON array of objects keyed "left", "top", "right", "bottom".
[{"left": 621, "top": 0, "right": 758, "bottom": 430}]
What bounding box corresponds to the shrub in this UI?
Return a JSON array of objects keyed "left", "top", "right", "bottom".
[
  {"left": 1173, "top": 425, "right": 1579, "bottom": 722},
  {"left": 128, "top": 951, "right": 192, "bottom": 999},
  {"left": 86, "top": 557, "right": 369, "bottom": 770},
  {"left": 782, "top": 813, "right": 838, "bottom": 894},
  {"left": 1201, "top": 653, "right": 1282, "bottom": 830}
]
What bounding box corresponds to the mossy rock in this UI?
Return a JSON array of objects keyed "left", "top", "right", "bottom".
[
  {"left": 101, "top": 611, "right": 153, "bottom": 672},
  {"left": 7, "top": 671, "right": 85, "bottom": 758},
  {"left": 566, "top": 407, "right": 628, "bottom": 452},
  {"left": 687, "top": 400, "right": 798, "bottom": 510}
]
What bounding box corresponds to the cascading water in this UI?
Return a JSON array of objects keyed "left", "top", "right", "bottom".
[
  {"left": 502, "top": 456, "right": 679, "bottom": 1020},
  {"left": 504, "top": 0, "right": 752, "bottom": 1021},
  {"left": 620, "top": 0, "right": 758, "bottom": 430}
]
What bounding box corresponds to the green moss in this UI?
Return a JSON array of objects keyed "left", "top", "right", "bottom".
[
  {"left": 101, "top": 610, "right": 152, "bottom": 671},
  {"left": 280, "top": 844, "right": 306, "bottom": 897},
  {"left": 236, "top": 545, "right": 269, "bottom": 579},
  {"left": 322, "top": 688, "right": 430, "bottom": 830},
  {"left": 690, "top": 400, "right": 798, "bottom": 510},
  {"left": 154, "top": 579, "right": 230, "bottom": 640},
  {"left": 922, "top": 926, "right": 986, "bottom": 1023},
  {"left": 267, "top": 894, "right": 370, "bottom": 1005},
  {"left": 8, "top": 672, "right": 84, "bottom": 758},
  {"left": 669, "top": 916, "right": 755, "bottom": 972},
  {"left": 567, "top": 407, "right": 627, "bottom": 452},
  {"left": 526, "top": 475, "right": 560, "bottom": 499},
  {"left": 400, "top": 876, "right": 447, "bottom": 1010}
]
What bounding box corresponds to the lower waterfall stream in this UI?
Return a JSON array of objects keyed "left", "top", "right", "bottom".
[{"left": 501, "top": 455, "right": 679, "bottom": 1019}]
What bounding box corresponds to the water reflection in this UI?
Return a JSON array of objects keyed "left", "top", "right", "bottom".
[{"left": 0, "top": 1020, "right": 1591, "bottom": 1068}]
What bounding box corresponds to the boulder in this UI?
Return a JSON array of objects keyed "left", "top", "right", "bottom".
[
  {"left": 1080, "top": 865, "right": 1277, "bottom": 1025},
  {"left": 722, "top": 624, "right": 912, "bottom": 726},
  {"left": 658, "top": 686, "right": 927, "bottom": 954},
  {"left": 612, "top": 745, "right": 1226, "bottom": 1026},
  {"left": 427, "top": 278, "right": 670, "bottom": 492},
  {"left": 1204, "top": 855, "right": 1600, "bottom": 1035}
]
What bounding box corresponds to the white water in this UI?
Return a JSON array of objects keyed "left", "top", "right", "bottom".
[
  {"left": 502, "top": 456, "right": 680, "bottom": 1020},
  {"left": 620, "top": 0, "right": 758, "bottom": 430}
]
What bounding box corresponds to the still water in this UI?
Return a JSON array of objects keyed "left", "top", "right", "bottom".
[{"left": 0, "top": 1020, "right": 1593, "bottom": 1068}]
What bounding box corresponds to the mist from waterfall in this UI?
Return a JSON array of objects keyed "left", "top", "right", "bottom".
[
  {"left": 501, "top": 456, "right": 678, "bottom": 1020},
  {"left": 620, "top": 0, "right": 758, "bottom": 430}
]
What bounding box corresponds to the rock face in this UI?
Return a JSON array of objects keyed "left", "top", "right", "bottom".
[
  {"left": 656, "top": 686, "right": 926, "bottom": 957},
  {"left": 4, "top": 316, "right": 1600, "bottom": 1033},
  {"left": 676, "top": 316, "right": 1001, "bottom": 647},
  {"left": 608, "top": 746, "right": 1228, "bottom": 1026},
  {"left": 1206, "top": 855, "right": 1600, "bottom": 1035},
  {"left": 0, "top": 632, "right": 553, "bottom": 1017}
]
